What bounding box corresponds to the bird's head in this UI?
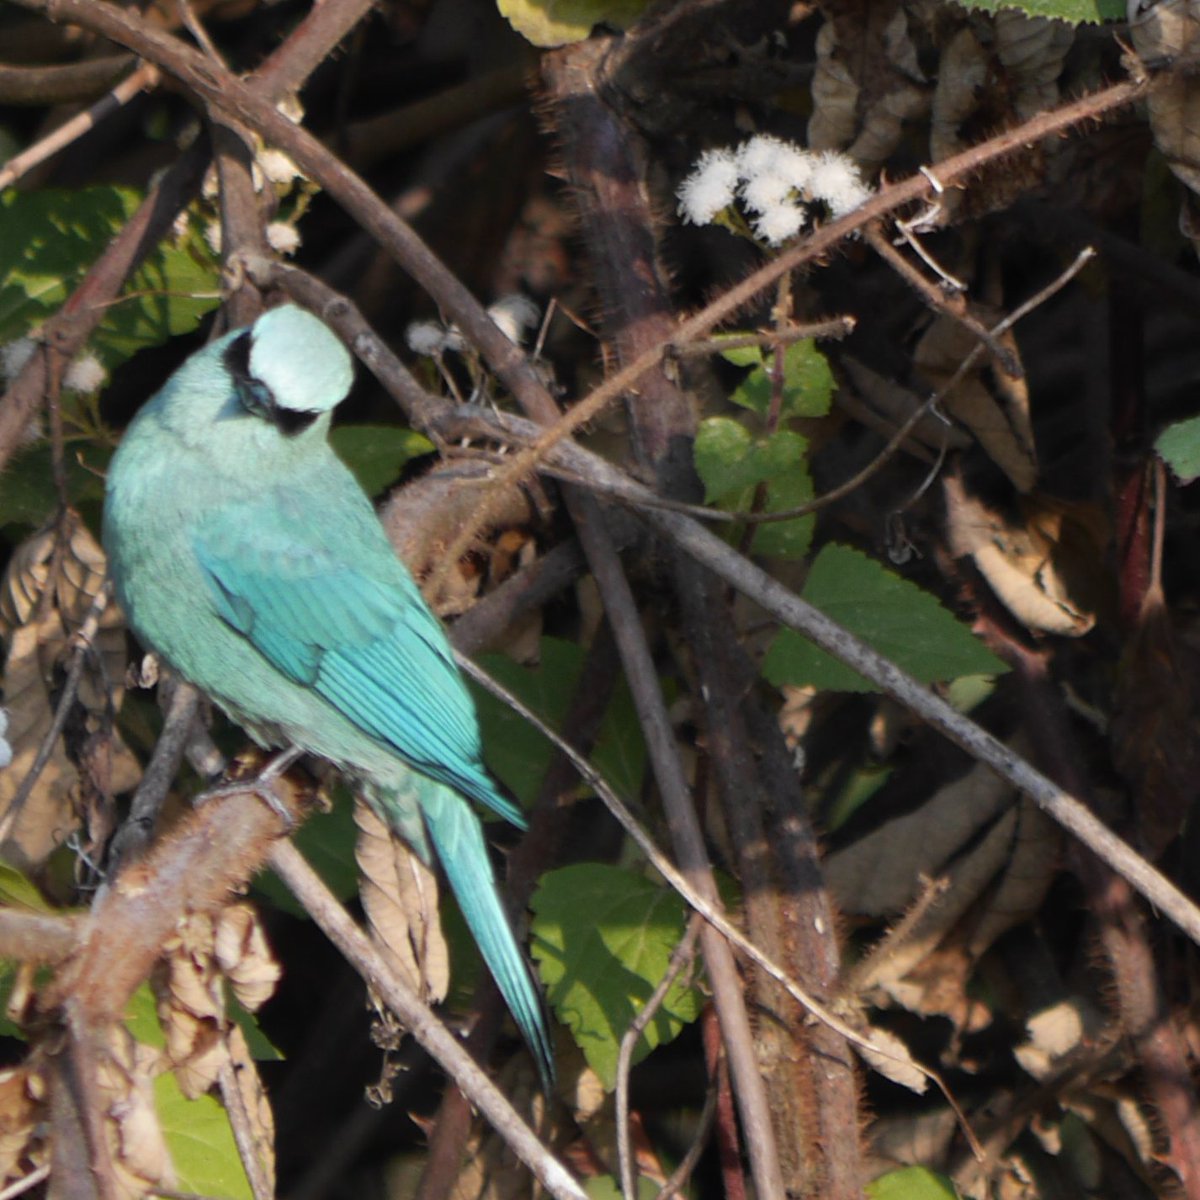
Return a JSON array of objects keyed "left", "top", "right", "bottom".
[
  {"left": 152, "top": 304, "right": 355, "bottom": 467},
  {"left": 223, "top": 304, "right": 354, "bottom": 437}
]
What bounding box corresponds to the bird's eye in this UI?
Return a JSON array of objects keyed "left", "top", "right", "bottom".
[
  {"left": 274, "top": 408, "right": 320, "bottom": 436},
  {"left": 223, "top": 331, "right": 277, "bottom": 419}
]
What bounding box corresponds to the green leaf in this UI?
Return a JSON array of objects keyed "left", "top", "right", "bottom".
[
  {"left": 750, "top": 457, "right": 814, "bottom": 560},
  {"left": 473, "top": 638, "right": 584, "bottom": 807},
  {"left": 944, "top": 0, "right": 1121, "bottom": 20},
  {"left": 227, "top": 992, "right": 284, "bottom": 1062},
  {"left": 472, "top": 637, "right": 648, "bottom": 807},
  {"left": 726, "top": 340, "right": 834, "bottom": 419},
  {"left": 0, "top": 187, "right": 220, "bottom": 372},
  {"left": 0, "top": 862, "right": 52, "bottom": 912},
  {"left": 125, "top": 983, "right": 166, "bottom": 1049},
  {"left": 1156, "top": 415, "right": 1200, "bottom": 484},
  {"left": 694, "top": 418, "right": 806, "bottom": 502},
  {"left": 586, "top": 1175, "right": 661, "bottom": 1200},
  {"left": 496, "top": 0, "right": 649, "bottom": 46},
  {"left": 717, "top": 344, "right": 764, "bottom": 370},
  {"left": 763, "top": 544, "right": 1007, "bottom": 693},
  {"left": 780, "top": 339, "right": 834, "bottom": 418},
  {"left": 0, "top": 442, "right": 109, "bottom": 531},
  {"left": 867, "top": 1165, "right": 961, "bottom": 1200},
  {"left": 694, "top": 419, "right": 813, "bottom": 559},
  {"left": 329, "top": 425, "right": 434, "bottom": 497},
  {"left": 155, "top": 1073, "right": 254, "bottom": 1200},
  {"left": 531, "top": 864, "right": 704, "bottom": 1089}
]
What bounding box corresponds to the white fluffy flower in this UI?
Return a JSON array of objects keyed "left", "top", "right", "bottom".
[
  {"left": 406, "top": 320, "right": 450, "bottom": 356},
  {"left": 810, "top": 151, "right": 872, "bottom": 217},
  {"left": 1, "top": 337, "right": 36, "bottom": 382},
  {"left": 266, "top": 222, "right": 301, "bottom": 256},
  {"left": 488, "top": 294, "right": 540, "bottom": 344},
  {"left": 63, "top": 353, "right": 107, "bottom": 394},
  {"left": 677, "top": 148, "right": 739, "bottom": 225},
  {"left": 752, "top": 203, "right": 806, "bottom": 246},
  {"left": 259, "top": 148, "right": 304, "bottom": 186},
  {"left": 740, "top": 171, "right": 794, "bottom": 215}
]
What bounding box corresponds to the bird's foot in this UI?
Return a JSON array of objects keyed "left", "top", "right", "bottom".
[{"left": 195, "top": 746, "right": 306, "bottom": 829}]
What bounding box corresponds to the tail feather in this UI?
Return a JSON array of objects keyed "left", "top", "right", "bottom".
[{"left": 419, "top": 782, "right": 554, "bottom": 1089}]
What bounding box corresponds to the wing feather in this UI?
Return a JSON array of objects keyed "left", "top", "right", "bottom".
[{"left": 192, "top": 505, "right": 524, "bottom": 826}]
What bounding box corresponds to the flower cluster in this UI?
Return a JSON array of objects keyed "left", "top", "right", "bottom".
[
  {"left": 677, "top": 135, "right": 872, "bottom": 246},
  {"left": 405, "top": 293, "right": 541, "bottom": 357}
]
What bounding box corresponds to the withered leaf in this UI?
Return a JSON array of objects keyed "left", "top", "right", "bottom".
[{"left": 355, "top": 798, "right": 450, "bottom": 1004}]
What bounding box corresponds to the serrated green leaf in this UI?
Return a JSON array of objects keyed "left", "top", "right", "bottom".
[
  {"left": 780, "top": 339, "right": 834, "bottom": 418},
  {"left": 694, "top": 418, "right": 806, "bottom": 502},
  {"left": 497, "top": 0, "right": 649, "bottom": 46},
  {"left": 329, "top": 425, "right": 433, "bottom": 497},
  {"left": 726, "top": 339, "right": 833, "bottom": 419},
  {"left": 763, "top": 544, "right": 1007, "bottom": 692},
  {"left": 155, "top": 1072, "right": 254, "bottom": 1200},
  {"left": 751, "top": 459, "right": 814, "bottom": 560},
  {"left": 531, "top": 864, "right": 704, "bottom": 1089},
  {"left": 867, "top": 1165, "right": 961, "bottom": 1200},
  {"left": 945, "top": 0, "right": 1121, "bottom": 21},
  {"left": 0, "top": 187, "right": 220, "bottom": 373},
  {"left": 1156, "top": 415, "right": 1200, "bottom": 484}
]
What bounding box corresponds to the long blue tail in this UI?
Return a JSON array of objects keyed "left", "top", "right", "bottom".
[{"left": 418, "top": 781, "right": 554, "bottom": 1089}]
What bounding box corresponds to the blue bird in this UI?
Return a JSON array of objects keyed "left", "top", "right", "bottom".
[{"left": 103, "top": 304, "right": 553, "bottom": 1085}]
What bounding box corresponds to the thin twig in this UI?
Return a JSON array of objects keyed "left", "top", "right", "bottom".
[
  {"left": 0, "top": 61, "right": 160, "bottom": 191},
  {"left": 0, "top": 1165, "right": 50, "bottom": 1200},
  {"left": 654, "top": 1078, "right": 718, "bottom": 1200},
  {"left": 457, "top": 657, "right": 950, "bottom": 1096},
  {"left": 218, "top": 1055, "right": 272, "bottom": 1200},
  {"left": 616, "top": 914, "right": 702, "bottom": 1200},
  {"left": 865, "top": 221, "right": 1020, "bottom": 376},
  {"left": 267, "top": 840, "right": 587, "bottom": 1200}
]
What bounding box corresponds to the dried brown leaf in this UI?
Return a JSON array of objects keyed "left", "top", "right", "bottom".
[
  {"left": 965, "top": 796, "right": 1060, "bottom": 956},
  {"left": 994, "top": 11, "right": 1074, "bottom": 124},
  {"left": 0, "top": 517, "right": 140, "bottom": 867},
  {"left": 916, "top": 315, "right": 1037, "bottom": 492},
  {"left": 1131, "top": 0, "right": 1200, "bottom": 198},
  {"left": 1013, "top": 997, "right": 1105, "bottom": 1081},
  {"left": 101, "top": 1029, "right": 175, "bottom": 1198},
  {"left": 214, "top": 903, "right": 282, "bottom": 1012},
  {"left": 826, "top": 756, "right": 1014, "bottom": 918},
  {"left": 840, "top": 356, "right": 972, "bottom": 455},
  {"left": 852, "top": 1024, "right": 927, "bottom": 1094},
  {"left": 159, "top": 913, "right": 226, "bottom": 1098},
  {"left": 944, "top": 476, "right": 1098, "bottom": 636},
  {"left": 0, "top": 1066, "right": 44, "bottom": 1183},
  {"left": 355, "top": 798, "right": 449, "bottom": 1003}
]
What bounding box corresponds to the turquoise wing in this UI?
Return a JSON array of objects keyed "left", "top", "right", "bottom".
[{"left": 192, "top": 510, "right": 525, "bottom": 828}]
